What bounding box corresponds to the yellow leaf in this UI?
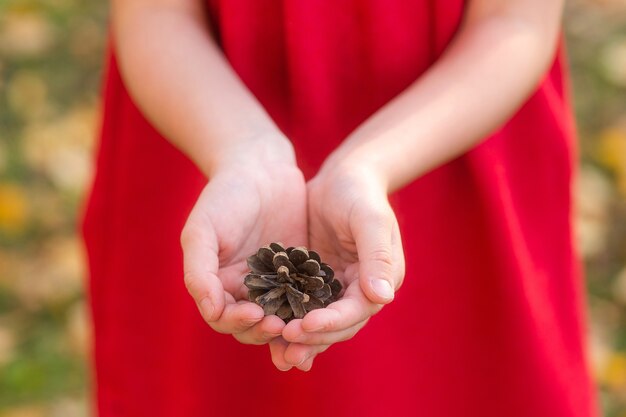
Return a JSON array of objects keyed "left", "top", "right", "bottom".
[
  {"left": 0, "top": 183, "right": 28, "bottom": 236},
  {"left": 596, "top": 128, "right": 626, "bottom": 197},
  {"left": 0, "top": 10, "right": 54, "bottom": 57},
  {"left": 602, "top": 352, "right": 626, "bottom": 390},
  {"left": 0, "top": 406, "right": 45, "bottom": 417}
]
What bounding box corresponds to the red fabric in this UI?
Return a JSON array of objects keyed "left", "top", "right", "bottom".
[{"left": 82, "top": 1, "right": 599, "bottom": 416}]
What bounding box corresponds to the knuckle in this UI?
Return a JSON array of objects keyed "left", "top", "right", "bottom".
[
  {"left": 234, "top": 319, "right": 259, "bottom": 334},
  {"left": 195, "top": 297, "right": 212, "bottom": 323},
  {"left": 183, "top": 270, "right": 198, "bottom": 293},
  {"left": 208, "top": 322, "right": 229, "bottom": 335},
  {"left": 183, "top": 270, "right": 204, "bottom": 298},
  {"left": 211, "top": 316, "right": 253, "bottom": 335},
  {"left": 233, "top": 333, "right": 263, "bottom": 345},
  {"left": 324, "top": 314, "right": 339, "bottom": 331},
  {"left": 368, "top": 247, "right": 394, "bottom": 270},
  {"left": 230, "top": 323, "right": 247, "bottom": 334}
]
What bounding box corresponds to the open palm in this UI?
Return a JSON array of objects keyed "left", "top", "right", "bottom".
[
  {"left": 270, "top": 164, "right": 405, "bottom": 370},
  {"left": 181, "top": 162, "right": 308, "bottom": 344}
]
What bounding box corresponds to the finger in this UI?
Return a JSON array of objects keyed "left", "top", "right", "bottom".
[
  {"left": 233, "top": 315, "right": 285, "bottom": 345},
  {"left": 351, "top": 203, "right": 403, "bottom": 304},
  {"left": 208, "top": 300, "right": 264, "bottom": 334},
  {"left": 181, "top": 218, "right": 225, "bottom": 322},
  {"left": 390, "top": 220, "right": 406, "bottom": 290},
  {"left": 299, "top": 281, "right": 382, "bottom": 333},
  {"left": 296, "top": 356, "right": 315, "bottom": 372},
  {"left": 282, "top": 317, "right": 369, "bottom": 345},
  {"left": 283, "top": 343, "right": 330, "bottom": 367},
  {"left": 269, "top": 337, "right": 292, "bottom": 371}
]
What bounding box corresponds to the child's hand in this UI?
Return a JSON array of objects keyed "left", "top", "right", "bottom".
[
  {"left": 181, "top": 140, "right": 307, "bottom": 346},
  {"left": 270, "top": 161, "right": 406, "bottom": 371}
]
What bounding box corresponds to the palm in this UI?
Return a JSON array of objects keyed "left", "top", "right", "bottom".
[
  {"left": 308, "top": 214, "right": 359, "bottom": 293},
  {"left": 306, "top": 173, "right": 369, "bottom": 288},
  {"left": 195, "top": 164, "right": 308, "bottom": 299},
  {"left": 269, "top": 168, "right": 404, "bottom": 371}
]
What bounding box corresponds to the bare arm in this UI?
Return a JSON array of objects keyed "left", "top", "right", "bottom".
[
  {"left": 277, "top": 0, "right": 567, "bottom": 369},
  {"left": 110, "top": 0, "right": 293, "bottom": 176},
  {"left": 111, "top": 0, "right": 309, "bottom": 352},
  {"left": 321, "top": 0, "right": 565, "bottom": 192}
]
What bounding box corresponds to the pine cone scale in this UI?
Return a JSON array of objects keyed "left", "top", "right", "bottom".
[
  {"left": 288, "top": 247, "right": 309, "bottom": 265},
  {"left": 257, "top": 246, "right": 276, "bottom": 268},
  {"left": 320, "top": 264, "right": 334, "bottom": 282},
  {"left": 257, "top": 286, "right": 286, "bottom": 304},
  {"left": 304, "top": 296, "right": 324, "bottom": 312},
  {"left": 269, "top": 242, "right": 285, "bottom": 253},
  {"left": 302, "top": 276, "right": 325, "bottom": 291},
  {"left": 298, "top": 259, "right": 320, "bottom": 276},
  {"left": 247, "top": 255, "right": 272, "bottom": 274},
  {"left": 286, "top": 286, "right": 307, "bottom": 319},
  {"left": 244, "top": 274, "right": 279, "bottom": 290},
  {"left": 276, "top": 302, "right": 293, "bottom": 321},
  {"left": 273, "top": 252, "right": 298, "bottom": 274},
  {"left": 312, "top": 284, "right": 331, "bottom": 300},
  {"left": 262, "top": 296, "right": 286, "bottom": 316}
]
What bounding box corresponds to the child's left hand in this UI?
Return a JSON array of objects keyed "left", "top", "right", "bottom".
[{"left": 268, "top": 160, "right": 406, "bottom": 371}]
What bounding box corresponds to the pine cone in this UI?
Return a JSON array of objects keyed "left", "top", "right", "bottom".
[{"left": 244, "top": 242, "right": 343, "bottom": 323}]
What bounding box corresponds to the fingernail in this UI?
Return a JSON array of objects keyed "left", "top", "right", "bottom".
[
  {"left": 200, "top": 298, "right": 215, "bottom": 320},
  {"left": 371, "top": 279, "right": 394, "bottom": 301},
  {"left": 296, "top": 355, "right": 310, "bottom": 366}
]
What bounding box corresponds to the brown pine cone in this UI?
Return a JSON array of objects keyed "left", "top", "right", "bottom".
[{"left": 244, "top": 242, "right": 342, "bottom": 323}]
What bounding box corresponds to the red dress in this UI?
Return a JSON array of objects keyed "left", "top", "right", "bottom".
[{"left": 82, "top": 1, "right": 599, "bottom": 416}]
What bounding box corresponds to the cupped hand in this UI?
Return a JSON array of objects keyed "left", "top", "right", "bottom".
[
  {"left": 270, "top": 160, "right": 406, "bottom": 371},
  {"left": 181, "top": 139, "right": 307, "bottom": 346}
]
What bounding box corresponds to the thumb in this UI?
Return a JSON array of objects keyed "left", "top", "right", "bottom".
[
  {"left": 352, "top": 206, "right": 398, "bottom": 305},
  {"left": 181, "top": 219, "right": 226, "bottom": 322}
]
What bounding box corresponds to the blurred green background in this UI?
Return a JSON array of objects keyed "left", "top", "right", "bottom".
[{"left": 0, "top": 0, "right": 625, "bottom": 416}]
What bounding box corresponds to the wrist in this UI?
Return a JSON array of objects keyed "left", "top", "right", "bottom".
[
  {"left": 314, "top": 153, "right": 390, "bottom": 199},
  {"left": 204, "top": 130, "right": 297, "bottom": 178},
  {"left": 318, "top": 148, "right": 391, "bottom": 193}
]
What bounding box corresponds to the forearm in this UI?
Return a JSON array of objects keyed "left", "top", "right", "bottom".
[
  {"left": 111, "top": 0, "right": 293, "bottom": 176},
  {"left": 322, "top": 1, "right": 564, "bottom": 192}
]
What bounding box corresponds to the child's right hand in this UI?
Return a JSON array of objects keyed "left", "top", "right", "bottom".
[{"left": 180, "top": 136, "right": 308, "bottom": 346}]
